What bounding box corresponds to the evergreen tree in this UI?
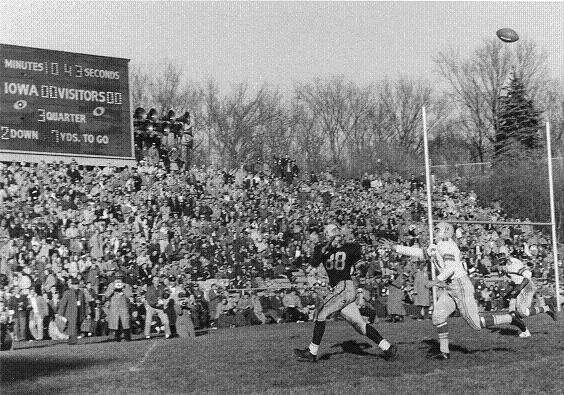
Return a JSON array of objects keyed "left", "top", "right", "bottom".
[{"left": 495, "top": 71, "right": 542, "bottom": 159}]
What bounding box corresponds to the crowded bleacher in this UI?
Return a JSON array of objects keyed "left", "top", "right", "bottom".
[{"left": 0, "top": 153, "right": 561, "bottom": 349}]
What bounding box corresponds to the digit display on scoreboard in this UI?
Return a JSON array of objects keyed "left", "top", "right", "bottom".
[{"left": 0, "top": 44, "right": 133, "bottom": 160}]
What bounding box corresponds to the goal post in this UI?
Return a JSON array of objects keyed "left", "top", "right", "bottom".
[
  {"left": 422, "top": 106, "right": 437, "bottom": 303},
  {"left": 545, "top": 121, "right": 561, "bottom": 311},
  {"left": 422, "top": 108, "right": 560, "bottom": 311}
]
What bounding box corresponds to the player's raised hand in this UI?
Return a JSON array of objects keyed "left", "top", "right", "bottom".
[{"left": 377, "top": 238, "right": 396, "bottom": 251}]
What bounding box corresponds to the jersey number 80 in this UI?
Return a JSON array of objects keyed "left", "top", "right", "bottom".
[{"left": 326, "top": 252, "right": 346, "bottom": 270}]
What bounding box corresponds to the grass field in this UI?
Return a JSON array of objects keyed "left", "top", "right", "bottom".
[{"left": 2, "top": 314, "right": 564, "bottom": 395}]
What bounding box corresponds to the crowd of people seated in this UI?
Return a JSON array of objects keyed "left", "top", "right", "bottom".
[{"left": 0, "top": 154, "right": 561, "bottom": 349}]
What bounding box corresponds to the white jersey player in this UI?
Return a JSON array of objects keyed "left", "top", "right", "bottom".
[
  {"left": 480, "top": 254, "right": 557, "bottom": 337},
  {"left": 382, "top": 222, "right": 482, "bottom": 360}
]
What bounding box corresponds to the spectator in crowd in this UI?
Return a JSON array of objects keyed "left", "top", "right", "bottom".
[
  {"left": 259, "top": 289, "right": 284, "bottom": 324},
  {"left": 412, "top": 263, "right": 431, "bottom": 320},
  {"left": 175, "top": 286, "right": 196, "bottom": 338},
  {"left": 207, "top": 283, "right": 221, "bottom": 329},
  {"left": 0, "top": 298, "right": 14, "bottom": 350},
  {"left": 57, "top": 278, "right": 87, "bottom": 345},
  {"left": 299, "top": 288, "right": 319, "bottom": 321},
  {"left": 237, "top": 291, "right": 263, "bottom": 326},
  {"left": 216, "top": 291, "right": 238, "bottom": 328},
  {"left": 7, "top": 286, "right": 28, "bottom": 341},
  {"left": 144, "top": 276, "right": 171, "bottom": 339},
  {"left": 386, "top": 274, "right": 406, "bottom": 322},
  {"left": 282, "top": 288, "right": 307, "bottom": 323},
  {"left": 248, "top": 291, "right": 267, "bottom": 324},
  {"left": 27, "top": 287, "right": 48, "bottom": 340},
  {"left": 92, "top": 299, "right": 109, "bottom": 337},
  {"left": 103, "top": 271, "right": 133, "bottom": 342}
]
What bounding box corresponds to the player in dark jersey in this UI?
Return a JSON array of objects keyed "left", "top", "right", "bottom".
[{"left": 294, "top": 224, "right": 398, "bottom": 362}]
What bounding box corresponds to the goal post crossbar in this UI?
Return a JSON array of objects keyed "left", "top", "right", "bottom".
[{"left": 432, "top": 220, "right": 553, "bottom": 226}]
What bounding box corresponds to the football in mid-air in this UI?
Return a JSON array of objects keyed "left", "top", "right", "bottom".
[{"left": 496, "top": 28, "right": 519, "bottom": 43}]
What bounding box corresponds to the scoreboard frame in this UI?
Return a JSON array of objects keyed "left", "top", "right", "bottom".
[{"left": 0, "top": 44, "right": 135, "bottom": 166}]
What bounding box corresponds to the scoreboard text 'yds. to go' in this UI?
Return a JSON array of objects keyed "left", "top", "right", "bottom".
[{"left": 0, "top": 44, "right": 133, "bottom": 161}]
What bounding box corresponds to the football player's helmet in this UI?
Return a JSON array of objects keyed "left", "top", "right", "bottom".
[
  {"left": 434, "top": 222, "right": 454, "bottom": 240},
  {"left": 324, "top": 224, "right": 341, "bottom": 240}
]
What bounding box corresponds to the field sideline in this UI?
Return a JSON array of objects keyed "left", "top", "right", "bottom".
[{"left": 1, "top": 315, "right": 564, "bottom": 395}]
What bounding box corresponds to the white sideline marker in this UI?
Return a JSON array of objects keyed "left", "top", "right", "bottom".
[{"left": 129, "top": 340, "right": 158, "bottom": 372}]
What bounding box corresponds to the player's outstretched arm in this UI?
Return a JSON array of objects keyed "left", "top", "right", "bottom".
[{"left": 377, "top": 238, "right": 426, "bottom": 259}]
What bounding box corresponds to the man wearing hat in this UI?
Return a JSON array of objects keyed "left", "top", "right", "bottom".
[
  {"left": 104, "top": 271, "right": 133, "bottom": 342},
  {"left": 144, "top": 276, "right": 172, "bottom": 339},
  {"left": 57, "top": 278, "right": 87, "bottom": 345}
]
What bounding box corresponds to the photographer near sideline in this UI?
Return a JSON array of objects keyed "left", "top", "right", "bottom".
[
  {"left": 103, "top": 271, "right": 133, "bottom": 342},
  {"left": 175, "top": 286, "right": 196, "bottom": 338}
]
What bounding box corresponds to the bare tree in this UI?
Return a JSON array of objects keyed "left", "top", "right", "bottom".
[
  {"left": 294, "top": 76, "right": 374, "bottom": 170},
  {"left": 377, "top": 76, "right": 446, "bottom": 156},
  {"left": 540, "top": 79, "right": 564, "bottom": 136},
  {"left": 198, "top": 78, "right": 222, "bottom": 166},
  {"left": 130, "top": 60, "right": 202, "bottom": 126},
  {"left": 289, "top": 99, "right": 325, "bottom": 173},
  {"left": 130, "top": 65, "right": 151, "bottom": 109},
  {"left": 434, "top": 39, "right": 549, "bottom": 162},
  {"left": 148, "top": 60, "right": 202, "bottom": 116},
  {"left": 201, "top": 82, "right": 282, "bottom": 169}
]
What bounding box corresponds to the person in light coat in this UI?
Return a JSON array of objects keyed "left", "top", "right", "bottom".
[
  {"left": 28, "top": 287, "right": 49, "bottom": 340},
  {"left": 413, "top": 263, "right": 431, "bottom": 320},
  {"left": 103, "top": 271, "right": 133, "bottom": 342}
]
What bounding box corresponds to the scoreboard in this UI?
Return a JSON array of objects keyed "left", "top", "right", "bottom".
[{"left": 0, "top": 44, "right": 133, "bottom": 162}]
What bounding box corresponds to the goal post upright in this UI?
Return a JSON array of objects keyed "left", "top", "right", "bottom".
[
  {"left": 422, "top": 106, "right": 438, "bottom": 302},
  {"left": 545, "top": 121, "right": 561, "bottom": 311}
]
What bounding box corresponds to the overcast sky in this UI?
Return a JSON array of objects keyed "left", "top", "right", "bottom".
[{"left": 1, "top": 1, "right": 562, "bottom": 93}]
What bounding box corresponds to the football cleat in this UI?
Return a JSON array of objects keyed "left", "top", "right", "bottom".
[
  {"left": 427, "top": 351, "right": 451, "bottom": 360},
  {"left": 294, "top": 348, "right": 317, "bottom": 363},
  {"left": 383, "top": 344, "right": 398, "bottom": 360},
  {"left": 547, "top": 302, "right": 558, "bottom": 321},
  {"left": 519, "top": 329, "right": 531, "bottom": 338}
]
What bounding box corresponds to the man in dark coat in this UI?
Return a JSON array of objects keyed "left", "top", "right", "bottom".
[
  {"left": 57, "top": 278, "right": 87, "bottom": 345},
  {"left": 7, "top": 286, "right": 28, "bottom": 341},
  {"left": 144, "top": 276, "right": 171, "bottom": 338}
]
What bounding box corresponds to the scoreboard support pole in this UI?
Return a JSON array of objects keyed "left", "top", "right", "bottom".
[{"left": 422, "top": 106, "right": 437, "bottom": 302}]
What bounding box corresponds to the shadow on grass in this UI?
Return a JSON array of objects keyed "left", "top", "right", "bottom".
[
  {"left": 487, "top": 327, "right": 521, "bottom": 336},
  {"left": 421, "top": 339, "right": 515, "bottom": 354},
  {"left": 318, "top": 340, "right": 381, "bottom": 361},
  {"left": 0, "top": 354, "right": 117, "bottom": 384}
]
